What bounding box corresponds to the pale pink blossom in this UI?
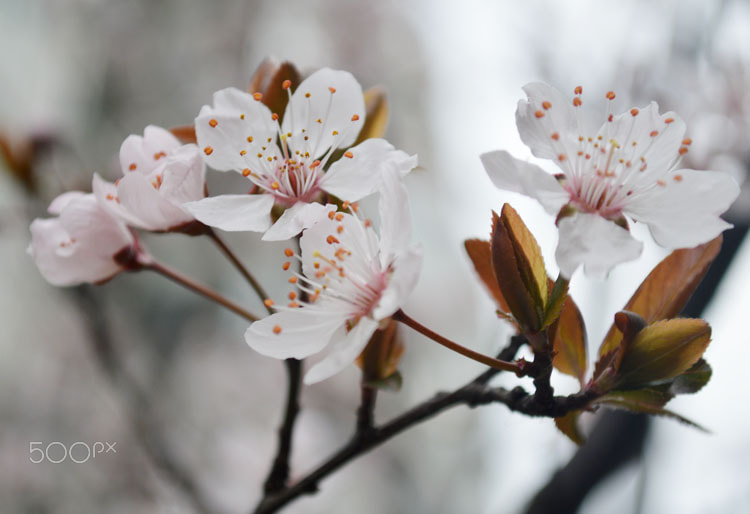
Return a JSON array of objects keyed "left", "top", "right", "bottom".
[
  {"left": 482, "top": 83, "right": 740, "bottom": 277},
  {"left": 29, "top": 190, "right": 135, "bottom": 286},
  {"left": 93, "top": 125, "right": 206, "bottom": 231},
  {"left": 183, "top": 67, "right": 416, "bottom": 241},
  {"left": 244, "top": 169, "right": 421, "bottom": 384}
]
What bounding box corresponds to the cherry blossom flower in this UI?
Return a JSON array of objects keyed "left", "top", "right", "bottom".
[
  {"left": 183, "top": 67, "right": 416, "bottom": 241},
  {"left": 93, "top": 125, "right": 206, "bottom": 232},
  {"left": 481, "top": 83, "right": 740, "bottom": 277},
  {"left": 244, "top": 169, "right": 422, "bottom": 384},
  {"left": 29, "top": 190, "right": 135, "bottom": 286}
]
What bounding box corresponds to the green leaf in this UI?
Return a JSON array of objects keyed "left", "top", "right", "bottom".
[
  {"left": 555, "top": 410, "right": 586, "bottom": 445},
  {"left": 597, "top": 397, "right": 709, "bottom": 433},
  {"left": 543, "top": 275, "right": 569, "bottom": 329},
  {"left": 666, "top": 359, "right": 712, "bottom": 395},
  {"left": 598, "top": 237, "right": 722, "bottom": 357},
  {"left": 615, "top": 318, "right": 711, "bottom": 390}
]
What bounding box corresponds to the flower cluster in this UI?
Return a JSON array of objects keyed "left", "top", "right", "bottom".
[{"left": 28, "top": 67, "right": 739, "bottom": 385}]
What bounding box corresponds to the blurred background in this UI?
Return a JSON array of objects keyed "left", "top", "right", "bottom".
[{"left": 2, "top": 0, "right": 749, "bottom": 512}]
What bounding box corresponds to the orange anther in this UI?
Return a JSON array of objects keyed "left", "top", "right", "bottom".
[
  {"left": 314, "top": 262, "right": 320, "bottom": 269},
  {"left": 574, "top": 86, "right": 583, "bottom": 95},
  {"left": 665, "top": 117, "right": 674, "bottom": 124},
  {"left": 282, "top": 79, "right": 292, "bottom": 90},
  {"left": 344, "top": 151, "right": 354, "bottom": 159},
  {"left": 551, "top": 132, "right": 559, "bottom": 141},
  {"left": 242, "top": 168, "right": 251, "bottom": 176},
  {"left": 682, "top": 138, "right": 692, "bottom": 145},
  {"left": 240, "top": 150, "right": 247, "bottom": 156},
  {"left": 364, "top": 219, "right": 372, "bottom": 227},
  {"left": 678, "top": 147, "right": 688, "bottom": 155},
  {"left": 606, "top": 91, "right": 616, "bottom": 100},
  {"left": 106, "top": 193, "right": 114, "bottom": 200},
  {"left": 264, "top": 299, "right": 275, "bottom": 307},
  {"left": 288, "top": 301, "right": 300, "bottom": 308},
  {"left": 311, "top": 160, "right": 321, "bottom": 168},
  {"left": 204, "top": 146, "right": 213, "bottom": 155},
  {"left": 154, "top": 151, "right": 167, "bottom": 160},
  {"left": 558, "top": 154, "right": 566, "bottom": 162},
  {"left": 288, "top": 276, "right": 298, "bottom": 284},
  {"left": 608, "top": 114, "right": 613, "bottom": 122},
  {"left": 328, "top": 86, "right": 336, "bottom": 93},
  {"left": 657, "top": 179, "right": 666, "bottom": 186},
  {"left": 247, "top": 136, "right": 254, "bottom": 143},
  {"left": 337, "top": 225, "right": 344, "bottom": 234},
  {"left": 542, "top": 101, "right": 551, "bottom": 110},
  {"left": 271, "top": 113, "right": 279, "bottom": 121},
  {"left": 271, "top": 181, "right": 280, "bottom": 190},
  {"left": 328, "top": 211, "right": 336, "bottom": 220},
  {"left": 209, "top": 119, "right": 218, "bottom": 127},
  {"left": 253, "top": 92, "right": 262, "bottom": 101},
  {"left": 326, "top": 235, "right": 340, "bottom": 244},
  {"left": 332, "top": 130, "right": 339, "bottom": 136},
  {"left": 284, "top": 248, "right": 294, "bottom": 257},
  {"left": 288, "top": 291, "right": 297, "bottom": 300},
  {"left": 630, "top": 108, "right": 639, "bottom": 116},
  {"left": 534, "top": 110, "right": 545, "bottom": 118},
  {"left": 351, "top": 114, "right": 360, "bottom": 121},
  {"left": 650, "top": 130, "right": 659, "bottom": 137},
  {"left": 573, "top": 97, "right": 582, "bottom": 107},
  {"left": 305, "top": 92, "right": 311, "bottom": 98},
  {"left": 273, "top": 325, "right": 282, "bottom": 334},
  {"left": 335, "top": 213, "right": 344, "bottom": 221},
  {"left": 129, "top": 163, "right": 137, "bottom": 171},
  {"left": 673, "top": 174, "right": 683, "bottom": 182}
]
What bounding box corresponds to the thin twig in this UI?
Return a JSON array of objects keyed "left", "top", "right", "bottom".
[
  {"left": 356, "top": 386, "right": 377, "bottom": 435},
  {"left": 252, "top": 336, "right": 591, "bottom": 514}
]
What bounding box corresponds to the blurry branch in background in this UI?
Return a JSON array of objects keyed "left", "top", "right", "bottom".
[{"left": 70, "top": 286, "right": 216, "bottom": 514}]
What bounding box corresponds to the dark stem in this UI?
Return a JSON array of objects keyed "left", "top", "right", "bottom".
[
  {"left": 139, "top": 256, "right": 258, "bottom": 322},
  {"left": 206, "top": 228, "right": 273, "bottom": 314},
  {"left": 262, "top": 358, "right": 303, "bottom": 494},
  {"left": 393, "top": 310, "right": 524, "bottom": 375},
  {"left": 356, "top": 386, "right": 377, "bottom": 435},
  {"left": 253, "top": 337, "right": 593, "bottom": 513}
]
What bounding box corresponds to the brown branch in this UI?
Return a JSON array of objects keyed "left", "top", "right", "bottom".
[
  {"left": 356, "top": 386, "right": 377, "bottom": 435},
  {"left": 252, "top": 336, "right": 594, "bottom": 514}
]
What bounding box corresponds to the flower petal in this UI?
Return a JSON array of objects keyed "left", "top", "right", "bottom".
[
  {"left": 304, "top": 317, "right": 379, "bottom": 384},
  {"left": 372, "top": 245, "right": 422, "bottom": 320},
  {"left": 321, "top": 138, "right": 416, "bottom": 202},
  {"left": 556, "top": 212, "right": 643, "bottom": 278},
  {"left": 48, "top": 191, "right": 87, "bottom": 215},
  {"left": 182, "top": 194, "right": 274, "bottom": 232},
  {"left": 378, "top": 167, "right": 413, "bottom": 266},
  {"left": 262, "top": 201, "right": 330, "bottom": 241},
  {"left": 245, "top": 310, "right": 344, "bottom": 359},
  {"left": 119, "top": 125, "right": 181, "bottom": 176},
  {"left": 194, "top": 87, "right": 278, "bottom": 173},
  {"left": 480, "top": 150, "right": 569, "bottom": 215},
  {"left": 516, "top": 82, "right": 578, "bottom": 161},
  {"left": 626, "top": 169, "right": 739, "bottom": 248},
  {"left": 92, "top": 173, "right": 145, "bottom": 227},
  {"left": 116, "top": 172, "right": 193, "bottom": 231},
  {"left": 158, "top": 144, "right": 206, "bottom": 205},
  {"left": 282, "top": 68, "right": 365, "bottom": 159}
]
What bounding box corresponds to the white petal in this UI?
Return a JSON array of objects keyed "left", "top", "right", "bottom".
[
  {"left": 29, "top": 217, "right": 90, "bottom": 286},
  {"left": 116, "top": 173, "right": 193, "bottom": 231},
  {"left": 194, "top": 87, "right": 277, "bottom": 173},
  {"left": 321, "top": 138, "right": 416, "bottom": 202},
  {"left": 158, "top": 144, "right": 206, "bottom": 205},
  {"left": 378, "top": 167, "right": 413, "bottom": 266},
  {"left": 516, "top": 82, "right": 578, "bottom": 161},
  {"left": 245, "top": 310, "right": 344, "bottom": 359},
  {"left": 626, "top": 169, "right": 739, "bottom": 248},
  {"left": 119, "top": 125, "right": 181, "bottom": 176},
  {"left": 282, "top": 68, "right": 365, "bottom": 159},
  {"left": 262, "top": 201, "right": 330, "bottom": 241},
  {"left": 372, "top": 245, "right": 422, "bottom": 320},
  {"left": 48, "top": 191, "right": 87, "bottom": 215},
  {"left": 92, "top": 173, "right": 148, "bottom": 228},
  {"left": 556, "top": 212, "right": 643, "bottom": 278},
  {"left": 183, "top": 194, "right": 274, "bottom": 232},
  {"left": 304, "top": 317, "right": 378, "bottom": 384},
  {"left": 480, "top": 150, "right": 569, "bottom": 215}
]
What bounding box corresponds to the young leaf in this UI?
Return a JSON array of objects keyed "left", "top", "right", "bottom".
[
  {"left": 615, "top": 318, "right": 711, "bottom": 389},
  {"left": 552, "top": 294, "right": 588, "bottom": 387},
  {"left": 501, "top": 204, "right": 548, "bottom": 313},
  {"left": 491, "top": 210, "right": 542, "bottom": 332},
  {"left": 355, "top": 87, "right": 389, "bottom": 144},
  {"left": 357, "top": 318, "right": 405, "bottom": 391},
  {"left": 597, "top": 397, "right": 709, "bottom": 432},
  {"left": 598, "top": 237, "right": 722, "bottom": 357},
  {"left": 666, "top": 359, "right": 712, "bottom": 395},
  {"left": 555, "top": 410, "right": 585, "bottom": 445},
  {"left": 464, "top": 239, "right": 513, "bottom": 316}
]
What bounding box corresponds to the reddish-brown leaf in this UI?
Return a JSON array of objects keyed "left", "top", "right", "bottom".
[
  {"left": 552, "top": 295, "right": 588, "bottom": 386},
  {"left": 598, "top": 237, "right": 722, "bottom": 357},
  {"left": 354, "top": 87, "right": 389, "bottom": 144},
  {"left": 555, "top": 410, "right": 585, "bottom": 445},
  {"left": 464, "top": 239, "right": 511, "bottom": 315}
]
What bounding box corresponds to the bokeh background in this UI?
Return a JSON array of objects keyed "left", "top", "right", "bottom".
[{"left": 2, "top": 0, "right": 750, "bottom": 512}]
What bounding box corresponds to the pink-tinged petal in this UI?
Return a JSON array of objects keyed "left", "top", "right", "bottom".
[
  {"left": 304, "top": 317, "right": 379, "bottom": 384},
  {"left": 556, "top": 212, "right": 643, "bottom": 278},
  {"left": 119, "top": 125, "right": 181, "bottom": 176},
  {"left": 92, "top": 173, "right": 146, "bottom": 227},
  {"left": 626, "top": 169, "right": 739, "bottom": 248},
  {"left": 516, "top": 82, "right": 578, "bottom": 161},
  {"left": 116, "top": 173, "right": 193, "bottom": 231},
  {"left": 372, "top": 245, "right": 422, "bottom": 320},
  {"left": 158, "top": 144, "right": 206, "bottom": 205},
  {"left": 48, "top": 191, "right": 87, "bottom": 215},
  {"left": 245, "top": 310, "right": 344, "bottom": 359},
  {"left": 480, "top": 150, "right": 569, "bottom": 215},
  {"left": 194, "top": 87, "right": 277, "bottom": 173},
  {"left": 378, "top": 167, "right": 412, "bottom": 266},
  {"left": 321, "top": 138, "right": 416, "bottom": 202},
  {"left": 29, "top": 218, "right": 89, "bottom": 286},
  {"left": 262, "top": 201, "right": 330, "bottom": 241},
  {"left": 282, "top": 68, "right": 365, "bottom": 159},
  {"left": 182, "top": 194, "right": 274, "bottom": 232}
]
